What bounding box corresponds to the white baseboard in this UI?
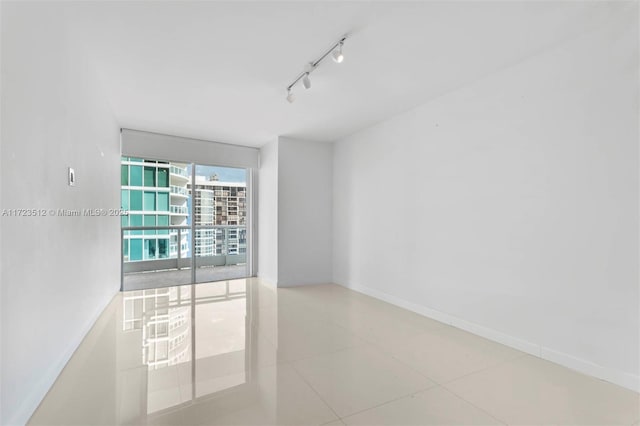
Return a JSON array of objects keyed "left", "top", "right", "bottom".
[
  {"left": 540, "top": 347, "right": 640, "bottom": 392},
  {"left": 8, "top": 290, "right": 120, "bottom": 426},
  {"left": 342, "top": 282, "right": 640, "bottom": 393}
]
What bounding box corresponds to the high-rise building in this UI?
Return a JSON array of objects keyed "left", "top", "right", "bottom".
[
  {"left": 121, "top": 157, "right": 189, "bottom": 261},
  {"left": 121, "top": 159, "right": 246, "bottom": 262},
  {"left": 189, "top": 175, "right": 247, "bottom": 257},
  {"left": 168, "top": 162, "right": 190, "bottom": 258}
]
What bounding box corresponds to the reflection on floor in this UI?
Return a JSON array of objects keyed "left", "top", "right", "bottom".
[
  {"left": 123, "top": 264, "right": 247, "bottom": 290},
  {"left": 29, "top": 279, "right": 640, "bottom": 426}
]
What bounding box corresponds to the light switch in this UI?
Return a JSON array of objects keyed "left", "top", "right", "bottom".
[{"left": 68, "top": 167, "right": 76, "bottom": 186}]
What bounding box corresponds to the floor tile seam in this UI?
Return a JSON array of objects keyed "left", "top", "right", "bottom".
[
  {"left": 355, "top": 329, "right": 441, "bottom": 356},
  {"left": 323, "top": 309, "right": 433, "bottom": 329},
  {"left": 286, "top": 310, "right": 447, "bottom": 337},
  {"left": 281, "top": 333, "right": 441, "bottom": 390},
  {"left": 173, "top": 358, "right": 272, "bottom": 402},
  {"left": 335, "top": 383, "right": 445, "bottom": 422},
  {"left": 439, "top": 356, "right": 540, "bottom": 426},
  {"left": 435, "top": 352, "right": 531, "bottom": 387},
  {"left": 285, "top": 344, "right": 437, "bottom": 420},
  {"left": 357, "top": 325, "right": 491, "bottom": 354},
  {"left": 444, "top": 352, "right": 640, "bottom": 396},
  {"left": 439, "top": 383, "right": 512, "bottom": 426},
  {"left": 257, "top": 333, "right": 359, "bottom": 365},
  {"left": 388, "top": 327, "right": 517, "bottom": 351},
  {"left": 287, "top": 360, "right": 343, "bottom": 422},
  {"left": 333, "top": 330, "right": 386, "bottom": 350},
  {"left": 378, "top": 351, "right": 439, "bottom": 390},
  {"left": 435, "top": 385, "right": 509, "bottom": 425},
  {"left": 317, "top": 290, "right": 453, "bottom": 330},
  {"left": 322, "top": 318, "right": 363, "bottom": 335},
  {"left": 368, "top": 347, "right": 444, "bottom": 388},
  {"left": 323, "top": 318, "right": 431, "bottom": 349}
]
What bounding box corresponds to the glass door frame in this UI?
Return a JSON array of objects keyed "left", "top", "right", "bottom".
[{"left": 121, "top": 158, "right": 255, "bottom": 290}]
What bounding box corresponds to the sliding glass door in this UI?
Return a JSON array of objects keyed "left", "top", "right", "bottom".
[
  {"left": 121, "top": 158, "right": 251, "bottom": 290},
  {"left": 192, "top": 164, "right": 248, "bottom": 284}
]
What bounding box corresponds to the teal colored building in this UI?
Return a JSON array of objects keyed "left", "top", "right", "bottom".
[{"left": 121, "top": 157, "right": 174, "bottom": 261}]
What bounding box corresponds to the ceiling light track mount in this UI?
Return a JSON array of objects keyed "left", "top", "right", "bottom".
[{"left": 286, "top": 35, "right": 347, "bottom": 103}]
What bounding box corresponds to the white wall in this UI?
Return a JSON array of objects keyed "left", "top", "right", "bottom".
[
  {"left": 257, "top": 137, "right": 333, "bottom": 286},
  {"left": 277, "top": 137, "right": 333, "bottom": 286},
  {"left": 258, "top": 139, "right": 279, "bottom": 284},
  {"left": 1, "top": 3, "right": 121, "bottom": 424},
  {"left": 333, "top": 7, "right": 639, "bottom": 391}
]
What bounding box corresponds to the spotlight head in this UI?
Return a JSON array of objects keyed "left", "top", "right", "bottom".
[
  {"left": 332, "top": 42, "right": 344, "bottom": 63},
  {"left": 286, "top": 89, "right": 295, "bottom": 103},
  {"left": 302, "top": 73, "right": 311, "bottom": 89}
]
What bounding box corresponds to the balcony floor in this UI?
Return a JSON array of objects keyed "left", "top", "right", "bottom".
[{"left": 123, "top": 264, "right": 247, "bottom": 290}]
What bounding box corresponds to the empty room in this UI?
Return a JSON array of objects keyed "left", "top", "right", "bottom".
[{"left": 1, "top": 1, "right": 639, "bottom": 425}]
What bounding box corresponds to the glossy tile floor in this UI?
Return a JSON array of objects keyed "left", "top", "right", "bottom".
[{"left": 29, "top": 279, "right": 640, "bottom": 425}]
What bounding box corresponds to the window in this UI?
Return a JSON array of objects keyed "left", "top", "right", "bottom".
[
  {"left": 121, "top": 190, "right": 130, "bottom": 210},
  {"left": 130, "top": 190, "right": 143, "bottom": 211},
  {"left": 157, "top": 192, "right": 169, "bottom": 211},
  {"left": 144, "top": 239, "right": 157, "bottom": 260},
  {"left": 130, "top": 239, "right": 143, "bottom": 261},
  {"left": 158, "top": 239, "right": 168, "bottom": 258},
  {"left": 158, "top": 215, "right": 169, "bottom": 235},
  {"left": 121, "top": 165, "right": 129, "bottom": 185},
  {"left": 143, "top": 191, "right": 156, "bottom": 211},
  {"left": 144, "top": 215, "right": 156, "bottom": 235},
  {"left": 144, "top": 166, "right": 156, "bottom": 187},
  {"left": 130, "top": 214, "right": 142, "bottom": 235},
  {"left": 157, "top": 168, "right": 169, "bottom": 187},
  {"left": 130, "top": 165, "right": 143, "bottom": 186}
]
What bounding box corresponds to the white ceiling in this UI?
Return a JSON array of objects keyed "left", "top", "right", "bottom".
[{"left": 68, "top": 1, "right": 621, "bottom": 147}]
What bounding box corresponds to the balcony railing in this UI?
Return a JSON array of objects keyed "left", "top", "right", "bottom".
[
  {"left": 170, "top": 166, "right": 188, "bottom": 178},
  {"left": 170, "top": 205, "right": 188, "bottom": 215},
  {"left": 170, "top": 185, "right": 188, "bottom": 196},
  {"left": 121, "top": 225, "right": 247, "bottom": 281}
]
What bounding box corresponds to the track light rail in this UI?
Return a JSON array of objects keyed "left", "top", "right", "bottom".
[{"left": 285, "top": 35, "right": 347, "bottom": 102}]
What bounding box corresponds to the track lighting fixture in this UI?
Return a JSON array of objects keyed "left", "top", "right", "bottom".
[
  {"left": 332, "top": 42, "right": 344, "bottom": 63},
  {"left": 286, "top": 89, "right": 295, "bottom": 103},
  {"left": 285, "top": 35, "right": 347, "bottom": 103}
]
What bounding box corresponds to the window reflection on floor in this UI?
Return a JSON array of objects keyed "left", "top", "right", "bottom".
[
  {"left": 122, "top": 280, "right": 248, "bottom": 414},
  {"left": 195, "top": 281, "right": 247, "bottom": 398}
]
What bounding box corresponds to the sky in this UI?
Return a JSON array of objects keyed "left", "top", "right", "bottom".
[{"left": 186, "top": 165, "right": 246, "bottom": 183}]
